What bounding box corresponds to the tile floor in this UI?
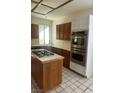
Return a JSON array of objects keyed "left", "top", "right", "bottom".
[{"left": 32, "top": 67, "right": 93, "bottom": 93}]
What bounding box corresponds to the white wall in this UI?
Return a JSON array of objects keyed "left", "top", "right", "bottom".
[
  {"left": 52, "top": 9, "right": 93, "bottom": 51},
  {"left": 31, "top": 16, "right": 53, "bottom": 45},
  {"left": 31, "top": 16, "right": 52, "bottom": 25}
]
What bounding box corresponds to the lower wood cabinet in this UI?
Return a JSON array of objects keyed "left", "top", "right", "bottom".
[
  {"left": 43, "top": 60, "right": 63, "bottom": 91},
  {"left": 51, "top": 47, "right": 70, "bottom": 68},
  {"left": 61, "top": 50, "right": 70, "bottom": 68},
  {"left": 31, "top": 56, "right": 63, "bottom": 92},
  {"left": 51, "top": 47, "right": 62, "bottom": 55}
]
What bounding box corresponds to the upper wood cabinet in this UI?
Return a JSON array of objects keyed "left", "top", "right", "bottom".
[
  {"left": 56, "top": 22, "right": 71, "bottom": 40},
  {"left": 56, "top": 25, "right": 60, "bottom": 39},
  {"left": 63, "top": 22, "right": 71, "bottom": 40},
  {"left": 31, "top": 24, "right": 39, "bottom": 39},
  {"left": 59, "top": 24, "right": 64, "bottom": 40}
]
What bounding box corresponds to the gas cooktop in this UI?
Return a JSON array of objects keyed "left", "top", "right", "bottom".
[{"left": 32, "top": 49, "right": 54, "bottom": 58}]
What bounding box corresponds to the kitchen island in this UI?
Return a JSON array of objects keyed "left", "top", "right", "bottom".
[{"left": 31, "top": 49, "right": 64, "bottom": 93}]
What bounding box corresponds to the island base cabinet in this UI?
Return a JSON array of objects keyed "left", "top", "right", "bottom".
[
  {"left": 31, "top": 57, "right": 63, "bottom": 93},
  {"left": 43, "top": 60, "right": 63, "bottom": 92}
]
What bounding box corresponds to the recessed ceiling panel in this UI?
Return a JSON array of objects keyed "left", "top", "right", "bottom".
[
  {"left": 34, "top": 5, "right": 52, "bottom": 14},
  {"left": 42, "top": 0, "right": 69, "bottom": 8},
  {"left": 32, "top": 0, "right": 41, "bottom": 3},
  {"left": 31, "top": 2, "right": 37, "bottom": 9}
]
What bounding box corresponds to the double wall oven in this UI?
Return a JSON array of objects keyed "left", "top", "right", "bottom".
[{"left": 71, "top": 31, "right": 88, "bottom": 66}]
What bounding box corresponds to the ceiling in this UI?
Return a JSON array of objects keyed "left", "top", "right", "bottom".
[{"left": 31, "top": 0, "right": 93, "bottom": 20}]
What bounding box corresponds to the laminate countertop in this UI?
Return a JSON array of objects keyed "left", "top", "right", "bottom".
[{"left": 31, "top": 49, "right": 64, "bottom": 64}]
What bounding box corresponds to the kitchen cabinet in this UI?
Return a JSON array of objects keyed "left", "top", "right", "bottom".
[
  {"left": 51, "top": 47, "right": 70, "bottom": 68},
  {"left": 31, "top": 24, "right": 39, "bottom": 39},
  {"left": 31, "top": 55, "right": 63, "bottom": 92},
  {"left": 56, "top": 22, "right": 71, "bottom": 40},
  {"left": 59, "top": 24, "right": 64, "bottom": 40},
  {"left": 63, "top": 22, "right": 71, "bottom": 40},
  {"left": 42, "top": 60, "right": 63, "bottom": 91},
  {"left": 61, "top": 50, "right": 70, "bottom": 68},
  {"left": 56, "top": 25, "right": 60, "bottom": 39},
  {"left": 51, "top": 47, "right": 62, "bottom": 55}
]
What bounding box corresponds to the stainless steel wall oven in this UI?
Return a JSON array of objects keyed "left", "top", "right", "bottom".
[
  {"left": 71, "top": 31, "right": 88, "bottom": 66},
  {"left": 71, "top": 49, "right": 86, "bottom": 66}
]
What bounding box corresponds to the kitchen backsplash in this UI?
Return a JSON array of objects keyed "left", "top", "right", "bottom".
[
  {"left": 52, "top": 40, "right": 71, "bottom": 51},
  {"left": 31, "top": 39, "right": 39, "bottom": 45}
]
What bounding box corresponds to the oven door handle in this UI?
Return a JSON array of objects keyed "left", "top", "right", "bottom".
[{"left": 71, "top": 51, "right": 86, "bottom": 55}]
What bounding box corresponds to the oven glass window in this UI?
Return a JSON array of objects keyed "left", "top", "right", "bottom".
[
  {"left": 72, "top": 53, "right": 83, "bottom": 61},
  {"left": 72, "top": 37, "right": 84, "bottom": 45},
  {"left": 71, "top": 52, "right": 86, "bottom": 66}
]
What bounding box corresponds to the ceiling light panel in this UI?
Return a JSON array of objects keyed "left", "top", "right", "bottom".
[
  {"left": 34, "top": 5, "right": 52, "bottom": 14},
  {"left": 42, "top": 0, "right": 69, "bottom": 8},
  {"left": 31, "top": 2, "right": 37, "bottom": 9}
]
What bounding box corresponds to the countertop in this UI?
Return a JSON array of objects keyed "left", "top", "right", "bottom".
[
  {"left": 31, "top": 45, "right": 71, "bottom": 51},
  {"left": 31, "top": 50, "right": 64, "bottom": 64}
]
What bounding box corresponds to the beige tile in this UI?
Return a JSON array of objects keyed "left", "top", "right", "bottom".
[
  {"left": 60, "top": 83, "right": 69, "bottom": 89},
  {"left": 62, "top": 78, "right": 69, "bottom": 83},
  {"left": 70, "top": 84, "right": 77, "bottom": 90},
  {"left": 70, "top": 79, "right": 77, "bottom": 83},
  {"left": 73, "top": 81, "right": 81, "bottom": 87},
  {"left": 65, "top": 81, "right": 73, "bottom": 86},
  {"left": 55, "top": 86, "right": 63, "bottom": 92},
  {"left": 79, "top": 84, "right": 87, "bottom": 91},
  {"left": 59, "top": 90, "right": 69, "bottom": 93},
  {"left": 83, "top": 80, "right": 92, "bottom": 87},
  {"left": 89, "top": 85, "right": 93, "bottom": 90},
  {"left": 64, "top": 87, "right": 73, "bottom": 93},
  {"left": 74, "top": 88, "right": 84, "bottom": 93},
  {"left": 78, "top": 78, "right": 87, "bottom": 84},
  {"left": 71, "top": 90, "right": 78, "bottom": 93},
  {"left": 85, "top": 89, "right": 92, "bottom": 93}
]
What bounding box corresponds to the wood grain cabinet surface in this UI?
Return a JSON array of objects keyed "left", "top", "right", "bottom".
[
  {"left": 31, "top": 56, "right": 63, "bottom": 92},
  {"left": 59, "top": 24, "right": 64, "bottom": 40},
  {"left": 63, "top": 22, "right": 71, "bottom": 40},
  {"left": 31, "top": 24, "right": 39, "bottom": 39},
  {"left": 61, "top": 50, "right": 70, "bottom": 68},
  {"left": 51, "top": 47, "right": 70, "bottom": 68},
  {"left": 56, "top": 25, "right": 60, "bottom": 39},
  {"left": 56, "top": 22, "right": 71, "bottom": 40}
]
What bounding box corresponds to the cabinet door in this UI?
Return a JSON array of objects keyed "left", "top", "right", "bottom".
[
  {"left": 59, "top": 24, "right": 64, "bottom": 40},
  {"left": 51, "top": 47, "right": 62, "bottom": 55},
  {"left": 43, "top": 60, "right": 63, "bottom": 91},
  {"left": 56, "top": 25, "right": 60, "bottom": 39},
  {"left": 62, "top": 50, "right": 70, "bottom": 68},
  {"left": 31, "top": 56, "right": 43, "bottom": 89},
  {"left": 51, "top": 47, "right": 70, "bottom": 68},
  {"left": 63, "top": 22, "right": 71, "bottom": 40},
  {"left": 31, "top": 24, "right": 39, "bottom": 39}
]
